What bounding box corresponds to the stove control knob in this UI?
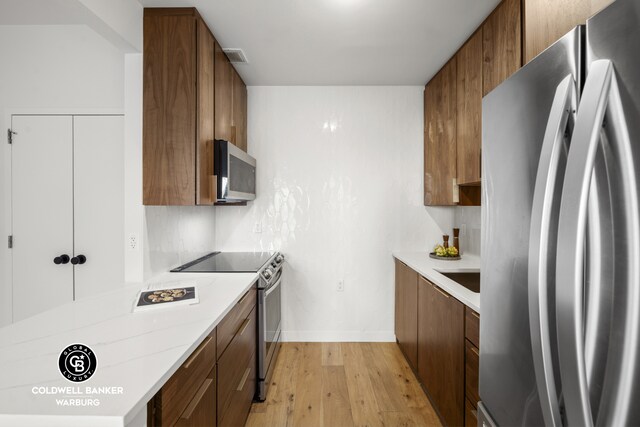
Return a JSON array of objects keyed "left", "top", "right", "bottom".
[
  {"left": 275, "top": 254, "right": 284, "bottom": 264},
  {"left": 263, "top": 268, "right": 273, "bottom": 280},
  {"left": 271, "top": 261, "right": 277, "bottom": 268}
]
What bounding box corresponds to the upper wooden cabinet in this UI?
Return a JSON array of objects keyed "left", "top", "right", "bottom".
[
  {"left": 456, "top": 30, "right": 483, "bottom": 186},
  {"left": 524, "top": 0, "right": 614, "bottom": 64},
  {"left": 214, "top": 41, "right": 233, "bottom": 143},
  {"left": 483, "top": 0, "right": 522, "bottom": 96},
  {"left": 143, "top": 8, "right": 215, "bottom": 206},
  {"left": 424, "top": 59, "right": 457, "bottom": 206},
  {"left": 232, "top": 69, "right": 248, "bottom": 152}
]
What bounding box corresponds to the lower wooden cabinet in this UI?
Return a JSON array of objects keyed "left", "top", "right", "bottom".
[
  {"left": 395, "top": 260, "right": 418, "bottom": 369},
  {"left": 418, "top": 276, "right": 465, "bottom": 427},
  {"left": 175, "top": 367, "right": 217, "bottom": 427},
  {"left": 148, "top": 284, "right": 258, "bottom": 427},
  {"left": 395, "top": 261, "right": 481, "bottom": 427}
]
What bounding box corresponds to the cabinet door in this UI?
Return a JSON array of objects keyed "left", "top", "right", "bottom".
[
  {"left": 73, "top": 116, "right": 124, "bottom": 300},
  {"left": 418, "top": 277, "right": 464, "bottom": 426},
  {"left": 456, "top": 30, "right": 483, "bottom": 186},
  {"left": 483, "top": 0, "right": 522, "bottom": 96},
  {"left": 11, "top": 115, "right": 74, "bottom": 322},
  {"left": 175, "top": 366, "right": 217, "bottom": 427},
  {"left": 197, "top": 19, "right": 215, "bottom": 205},
  {"left": 143, "top": 12, "right": 196, "bottom": 205},
  {"left": 232, "top": 69, "right": 248, "bottom": 152},
  {"left": 215, "top": 41, "right": 233, "bottom": 143},
  {"left": 424, "top": 60, "right": 457, "bottom": 206},
  {"left": 395, "top": 260, "right": 418, "bottom": 369},
  {"left": 524, "top": 0, "right": 613, "bottom": 64}
]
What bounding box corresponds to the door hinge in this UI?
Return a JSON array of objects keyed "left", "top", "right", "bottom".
[
  {"left": 7, "top": 129, "right": 16, "bottom": 144},
  {"left": 7, "top": 235, "right": 13, "bottom": 249}
]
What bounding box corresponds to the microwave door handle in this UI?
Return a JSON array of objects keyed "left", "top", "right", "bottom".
[{"left": 528, "top": 74, "right": 576, "bottom": 427}]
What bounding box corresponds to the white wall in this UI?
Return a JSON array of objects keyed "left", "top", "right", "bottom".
[
  {"left": 215, "top": 86, "right": 452, "bottom": 341},
  {"left": 455, "top": 206, "right": 482, "bottom": 256},
  {"left": 0, "top": 25, "right": 125, "bottom": 326}
]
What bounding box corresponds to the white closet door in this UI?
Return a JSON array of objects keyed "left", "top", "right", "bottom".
[
  {"left": 11, "top": 115, "right": 74, "bottom": 322},
  {"left": 73, "top": 116, "right": 124, "bottom": 299}
]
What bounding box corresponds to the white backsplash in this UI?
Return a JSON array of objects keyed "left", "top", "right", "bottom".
[
  {"left": 455, "top": 206, "right": 482, "bottom": 256},
  {"left": 215, "top": 86, "right": 453, "bottom": 341},
  {"left": 144, "top": 206, "right": 216, "bottom": 279}
]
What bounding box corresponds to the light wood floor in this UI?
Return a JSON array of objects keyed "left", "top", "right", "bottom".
[{"left": 245, "top": 343, "right": 442, "bottom": 427}]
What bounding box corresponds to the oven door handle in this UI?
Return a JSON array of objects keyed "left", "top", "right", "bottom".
[{"left": 265, "top": 276, "right": 282, "bottom": 297}]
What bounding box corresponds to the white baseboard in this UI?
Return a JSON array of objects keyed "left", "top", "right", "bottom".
[{"left": 281, "top": 330, "right": 396, "bottom": 342}]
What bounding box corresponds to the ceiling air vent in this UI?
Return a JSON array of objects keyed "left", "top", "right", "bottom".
[{"left": 223, "top": 48, "right": 248, "bottom": 64}]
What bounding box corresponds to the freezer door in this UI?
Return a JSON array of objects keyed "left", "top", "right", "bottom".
[
  {"left": 554, "top": 2, "right": 640, "bottom": 425},
  {"left": 480, "top": 28, "right": 582, "bottom": 426}
]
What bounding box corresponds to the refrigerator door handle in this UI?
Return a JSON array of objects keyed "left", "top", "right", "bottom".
[
  {"left": 528, "top": 74, "right": 576, "bottom": 427},
  {"left": 556, "top": 59, "right": 640, "bottom": 427}
]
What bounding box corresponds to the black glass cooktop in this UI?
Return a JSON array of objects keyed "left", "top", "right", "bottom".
[{"left": 170, "top": 252, "right": 274, "bottom": 273}]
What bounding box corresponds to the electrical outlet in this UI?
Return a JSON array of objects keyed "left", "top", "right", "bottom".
[
  {"left": 253, "top": 221, "right": 262, "bottom": 233},
  {"left": 128, "top": 234, "right": 139, "bottom": 251},
  {"left": 337, "top": 280, "right": 344, "bottom": 292}
]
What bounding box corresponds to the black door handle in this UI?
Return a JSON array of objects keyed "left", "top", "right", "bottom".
[
  {"left": 71, "top": 255, "right": 87, "bottom": 265},
  {"left": 54, "top": 254, "right": 70, "bottom": 265}
]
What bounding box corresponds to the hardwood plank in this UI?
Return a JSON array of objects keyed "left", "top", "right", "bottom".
[
  {"left": 380, "top": 343, "right": 430, "bottom": 410},
  {"left": 322, "top": 366, "right": 355, "bottom": 426},
  {"left": 342, "top": 343, "right": 385, "bottom": 427},
  {"left": 292, "top": 343, "right": 323, "bottom": 427},
  {"left": 322, "top": 342, "right": 344, "bottom": 366},
  {"left": 363, "top": 343, "right": 407, "bottom": 412}
]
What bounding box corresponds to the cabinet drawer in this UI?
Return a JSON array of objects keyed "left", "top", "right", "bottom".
[
  {"left": 217, "top": 306, "right": 257, "bottom": 420},
  {"left": 465, "top": 339, "right": 480, "bottom": 406},
  {"left": 217, "top": 285, "right": 257, "bottom": 359},
  {"left": 465, "top": 398, "right": 478, "bottom": 427},
  {"left": 218, "top": 350, "right": 257, "bottom": 427},
  {"left": 465, "top": 306, "right": 480, "bottom": 348},
  {"left": 154, "top": 328, "right": 217, "bottom": 426},
  {"left": 175, "top": 365, "right": 216, "bottom": 427}
]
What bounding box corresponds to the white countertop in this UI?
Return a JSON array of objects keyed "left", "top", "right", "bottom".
[
  {"left": 393, "top": 252, "right": 481, "bottom": 313},
  {"left": 0, "top": 272, "right": 259, "bottom": 427}
]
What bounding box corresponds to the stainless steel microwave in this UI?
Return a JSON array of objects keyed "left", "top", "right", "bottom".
[{"left": 214, "top": 139, "right": 256, "bottom": 202}]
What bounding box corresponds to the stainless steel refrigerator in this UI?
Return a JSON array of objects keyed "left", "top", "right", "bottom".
[{"left": 479, "top": 0, "right": 640, "bottom": 425}]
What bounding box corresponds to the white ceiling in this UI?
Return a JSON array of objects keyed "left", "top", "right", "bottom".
[{"left": 140, "top": 0, "right": 501, "bottom": 86}]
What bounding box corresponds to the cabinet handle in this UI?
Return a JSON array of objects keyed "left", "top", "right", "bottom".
[
  {"left": 183, "top": 336, "right": 212, "bottom": 369},
  {"left": 179, "top": 378, "right": 212, "bottom": 421},
  {"left": 53, "top": 254, "right": 70, "bottom": 265},
  {"left": 471, "top": 345, "right": 480, "bottom": 357},
  {"left": 432, "top": 284, "right": 450, "bottom": 299},
  {"left": 236, "top": 367, "right": 251, "bottom": 391},
  {"left": 237, "top": 317, "right": 251, "bottom": 336},
  {"left": 237, "top": 290, "right": 251, "bottom": 306}
]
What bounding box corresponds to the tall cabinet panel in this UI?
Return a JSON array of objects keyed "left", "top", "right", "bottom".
[
  {"left": 424, "top": 59, "right": 457, "bottom": 206},
  {"left": 524, "top": 0, "right": 613, "bottom": 64},
  {"left": 456, "top": 30, "right": 483, "bottom": 186},
  {"left": 483, "top": 0, "right": 522, "bottom": 96},
  {"left": 143, "top": 10, "right": 196, "bottom": 205},
  {"left": 394, "top": 260, "right": 418, "bottom": 369},
  {"left": 196, "top": 19, "right": 215, "bottom": 205},
  {"left": 215, "top": 41, "right": 233, "bottom": 143},
  {"left": 232, "top": 69, "right": 248, "bottom": 152},
  {"left": 418, "top": 277, "right": 465, "bottom": 427}
]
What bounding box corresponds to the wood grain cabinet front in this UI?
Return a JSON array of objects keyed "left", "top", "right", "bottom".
[
  {"left": 175, "top": 366, "right": 217, "bottom": 427},
  {"left": 394, "top": 260, "right": 418, "bottom": 370},
  {"left": 417, "top": 276, "right": 465, "bottom": 427}
]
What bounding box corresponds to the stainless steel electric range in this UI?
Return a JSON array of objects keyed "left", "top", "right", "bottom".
[{"left": 171, "top": 251, "right": 284, "bottom": 401}]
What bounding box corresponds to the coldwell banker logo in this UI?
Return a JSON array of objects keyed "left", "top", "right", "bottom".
[{"left": 58, "top": 343, "right": 97, "bottom": 382}]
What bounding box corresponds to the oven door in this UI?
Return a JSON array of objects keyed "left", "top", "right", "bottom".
[{"left": 260, "top": 272, "right": 282, "bottom": 380}]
